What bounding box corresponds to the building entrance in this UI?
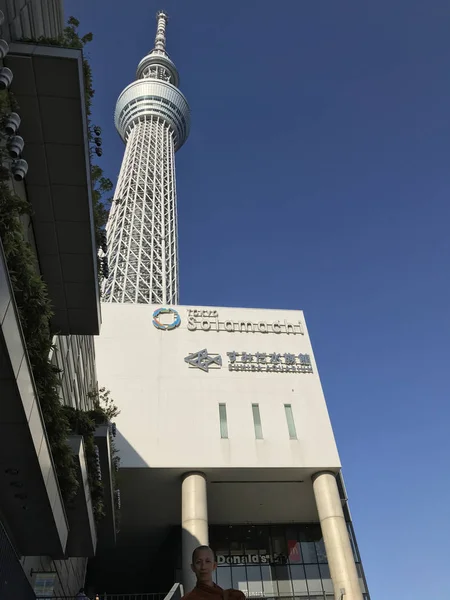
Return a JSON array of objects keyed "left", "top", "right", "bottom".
[{"left": 210, "top": 524, "right": 368, "bottom": 600}]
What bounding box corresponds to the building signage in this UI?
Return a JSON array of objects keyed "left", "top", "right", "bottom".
[
  {"left": 187, "top": 309, "right": 303, "bottom": 335},
  {"left": 287, "top": 540, "right": 302, "bottom": 563},
  {"left": 153, "top": 307, "right": 181, "bottom": 330},
  {"left": 184, "top": 349, "right": 312, "bottom": 374},
  {"left": 217, "top": 553, "right": 271, "bottom": 565},
  {"left": 33, "top": 572, "right": 57, "bottom": 598},
  {"left": 217, "top": 552, "right": 292, "bottom": 565},
  {"left": 227, "top": 351, "right": 312, "bottom": 373},
  {"left": 185, "top": 349, "right": 222, "bottom": 372}
]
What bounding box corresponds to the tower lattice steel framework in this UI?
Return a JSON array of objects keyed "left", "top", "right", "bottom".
[{"left": 102, "top": 12, "right": 190, "bottom": 304}]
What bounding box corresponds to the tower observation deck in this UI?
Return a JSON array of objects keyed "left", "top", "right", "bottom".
[{"left": 103, "top": 12, "right": 190, "bottom": 304}]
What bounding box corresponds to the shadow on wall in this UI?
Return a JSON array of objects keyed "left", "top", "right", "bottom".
[
  {"left": 86, "top": 527, "right": 206, "bottom": 595},
  {"left": 182, "top": 527, "right": 207, "bottom": 594},
  {"left": 115, "top": 428, "right": 149, "bottom": 468},
  {"left": 86, "top": 425, "right": 207, "bottom": 594}
]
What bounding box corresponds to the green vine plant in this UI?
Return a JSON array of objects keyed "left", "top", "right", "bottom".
[
  {"left": 62, "top": 388, "right": 120, "bottom": 524},
  {"left": 0, "top": 93, "right": 78, "bottom": 499},
  {"left": 0, "top": 18, "right": 116, "bottom": 506},
  {"left": 62, "top": 406, "right": 105, "bottom": 522},
  {"left": 87, "top": 387, "right": 122, "bottom": 530}
]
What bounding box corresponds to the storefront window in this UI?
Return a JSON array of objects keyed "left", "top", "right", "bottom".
[
  {"left": 247, "top": 566, "right": 263, "bottom": 597},
  {"left": 304, "top": 564, "right": 322, "bottom": 594},
  {"left": 300, "top": 541, "right": 317, "bottom": 564},
  {"left": 286, "top": 527, "right": 302, "bottom": 564},
  {"left": 290, "top": 564, "right": 308, "bottom": 595},
  {"left": 270, "top": 526, "right": 288, "bottom": 564},
  {"left": 210, "top": 525, "right": 231, "bottom": 558},
  {"left": 319, "top": 564, "right": 333, "bottom": 594},
  {"left": 315, "top": 538, "right": 327, "bottom": 563},
  {"left": 231, "top": 565, "right": 247, "bottom": 595},
  {"left": 210, "top": 523, "right": 369, "bottom": 600},
  {"left": 261, "top": 565, "right": 277, "bottom": 598},
  {"left": 216, "top": 567, "right": 232, "bottom": 590},
  {"left": 274, "top": 565, "right": 292, "bottom": 596}
]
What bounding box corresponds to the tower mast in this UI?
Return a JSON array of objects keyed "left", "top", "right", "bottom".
[{"left": 103, "top": 11, "right": 190, "bottom": 304}]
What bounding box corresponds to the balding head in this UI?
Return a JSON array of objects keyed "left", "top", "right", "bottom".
[{"left": 192, "top": 545, "right": 216, "bottom": 563}]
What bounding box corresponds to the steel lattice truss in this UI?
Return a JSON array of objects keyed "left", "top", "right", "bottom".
[
  {"left": 102, "top": 12, "right": 189, "bottom": 304},
  {"left": 103, "top": 118, "right": 178, "bottom": 304}
]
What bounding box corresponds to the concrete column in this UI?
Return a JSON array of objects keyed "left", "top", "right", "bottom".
[
  {"left": 312, "top": 471, "right": 363, "bottom": 600},
  {"left": 181, "top": 472, "right": 209, "bottom": 593}
]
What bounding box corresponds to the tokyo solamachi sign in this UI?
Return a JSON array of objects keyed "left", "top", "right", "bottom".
[
  {"left": 187, "top": 309, "right": 303, "bottom": 335},
  {"left": 152, "top": 307, "right": 181, "bottom": 330}
]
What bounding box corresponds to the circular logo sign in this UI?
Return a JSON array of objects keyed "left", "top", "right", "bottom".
[{"left": 152, "top": 307, "right": 181, "bottom": 331}]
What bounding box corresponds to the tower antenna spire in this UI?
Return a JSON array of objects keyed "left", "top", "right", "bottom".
[{"left": 154, "top": 11, "right": 168, "bottom": 53}]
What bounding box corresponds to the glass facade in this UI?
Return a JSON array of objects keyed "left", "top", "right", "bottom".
[{"left": 210, "top": 524, "right": 369, "bottom": 600}]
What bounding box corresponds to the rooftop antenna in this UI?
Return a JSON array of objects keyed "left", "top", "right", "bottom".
[{"left": 154, "top": 11, "right": 168, "bottom": 53}]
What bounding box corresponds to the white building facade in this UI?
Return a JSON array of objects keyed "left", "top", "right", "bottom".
[{"left": 95, "top": 304, "right": 369, "bottom": 599}]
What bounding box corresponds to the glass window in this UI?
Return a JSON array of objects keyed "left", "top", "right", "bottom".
[
  {"left": 300, "top": 523, "right": 322, "bottom": 542},
  {"left": 210, "top": 525, "right": 230, "bottom": 561},
  {"left": 229, "top": 525, "right": 246, "bottom": 555},
  {"left": 290, "top": 565, "right": 308, "bottom": 595},
  {"left": 315, "top": 538, "right": 327, "bottom": 563},
  {"left": 305, "top": 564, "right": 322, "bottom": 594},
  {"left": 247, "top": 566, "right": 263, "bottom": 598},
  {"left": 274, "top": 566, "right": 292, "bottom": 596},
  {"left": 261, "top": 565, "right": 277, "bottom": 598},
  {"left": 252, "top": 404, "right": 263, "bottom": 439},
  {"left": 347, "top": 522, "right": 361, "bottom": 562},
  {"left": 270, "top": 526, "right": 288, "bottom": 562},
  {"left": 216, "top": 567, "right": 232, "bottom": 590},
  {"left": 284, "top": 404, "right": 297, "bottom": 439},
  {"left": 301, "top": 541, "right": 317, "bottom": 564},
  {"left": 243, "top": 525, "right": 261, "bottom": 555},
  {"left": 231, "top": 565, "right": 247, "bottom": 595},
  {"left": 219, "top": 403, "right": 228, "bottom": 439},
  {"left": 357, "top": 563, "right": 367, "bottom": 593},
  {"left": 319, "top": 564, "right": 333, "bottom": 594},
  {"left": 286, "top": 528, "right": 302, "bottom": 564}
]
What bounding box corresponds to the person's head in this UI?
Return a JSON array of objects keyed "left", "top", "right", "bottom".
[
  {"left": 78, "top": 590, "right": 85, "bottom": 595},
  {"left": 191, "top": 545, "right": 217, "bottom": 584}
]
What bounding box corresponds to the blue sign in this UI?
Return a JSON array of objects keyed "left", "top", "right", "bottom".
[{"left": 153, "top": 307, "right": 181, "bottom": 330}]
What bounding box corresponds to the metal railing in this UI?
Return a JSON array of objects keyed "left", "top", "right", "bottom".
[
  {"left": 45, "top": 591, "right": 341, "bottom": 600},
  {"left": 48, "top": 596, "right": 165, "bottom": 600},
  {"left": 46, "top": 594, "right": 332, "bottom": 600},
  {"left": 47, "top": 584, "right": 183, "bottom": 600},
  {"left": 98, "top": 595, "right": 166, "bottom": 600}
]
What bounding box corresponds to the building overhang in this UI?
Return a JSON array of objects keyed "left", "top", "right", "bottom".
[
  {"left": 0, "top": 241, "right": 68, "bottom": 558},
  {"left": 5, "top": 43, "right": 101, "bottom": 335},
  {"left": 114, "top": 466, "right": 340, "bottom": 548}
]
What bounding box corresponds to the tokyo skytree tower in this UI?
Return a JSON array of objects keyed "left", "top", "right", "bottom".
[{"left": 102, "top": 12, "right": 190, "bottom": 304}]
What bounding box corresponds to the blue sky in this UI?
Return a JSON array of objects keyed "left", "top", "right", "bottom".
[{"left": 66, "top": 1, "right": 450, "bottom": 597}]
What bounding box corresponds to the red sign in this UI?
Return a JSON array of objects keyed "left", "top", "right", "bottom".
[{"left": 288, "top": 540, "right": 302, "bottom": 563}]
